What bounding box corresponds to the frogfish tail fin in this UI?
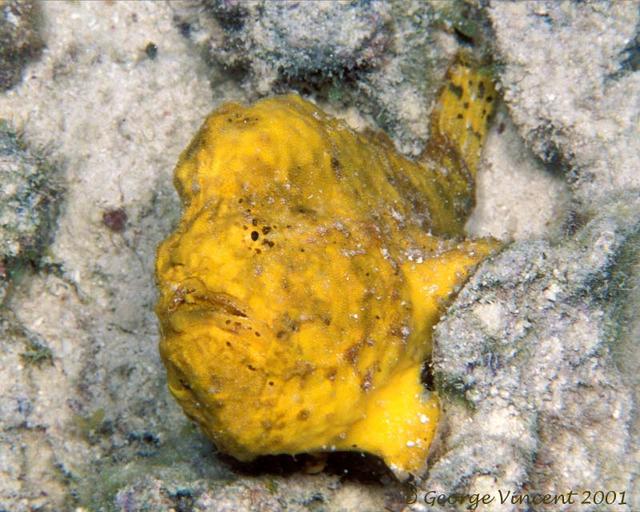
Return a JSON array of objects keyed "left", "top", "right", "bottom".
[{"left": 421, "top": 55, "right": 497, "bottom": 233}]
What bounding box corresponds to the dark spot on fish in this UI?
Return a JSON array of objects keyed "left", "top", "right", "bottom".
[
  {"left": 331, "top": 156, "right": 343, "bottom": 178},
  {"left": 457, "top": 113, "right": 463, "bottom": 119},
  {"left": 389, "top": 325, "right": 403, "bottom": 338},
  {"left": 344, "top": 343, "right": 361, "bottom": 366},
  {"left": 478, "top": 81, "right": 486, "bottom": 99},
  {"left": 297, "top": 409, "right": 310, "bottom": 421},
  {"left": 262, "top": 226, "right": 271, "bottom": 235},
  {"left": 361, "top": 369, "right": 374, "bottom": 392},
  {"left": 251, "top": 230, "right": 259, "bottom": 241},
  {"left": 498, "top": 122, "right": 506, "bottom": 134},
  {"left": 295, "top": 205, "right": 316, "bottom": 215},
  {"left": 448, "top": 83, "right": 464, "bottom": 99},
  {"left": 463, "top": 101, "right": 469, "bottom": 109}
]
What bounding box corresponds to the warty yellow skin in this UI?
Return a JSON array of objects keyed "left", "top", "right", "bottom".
[{"left": 156, "top": 59, "right": 498, "bottom": 478}]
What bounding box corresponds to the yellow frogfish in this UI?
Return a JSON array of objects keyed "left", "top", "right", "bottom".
[{"left": 155, "top": 57, "right": 498, "bottom": 478}]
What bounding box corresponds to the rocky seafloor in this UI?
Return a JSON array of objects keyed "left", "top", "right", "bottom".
[{"left": 0, "top": 1, "right": 637, "bottom": 511}]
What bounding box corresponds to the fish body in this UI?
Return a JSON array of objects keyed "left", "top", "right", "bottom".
[{"left": 156, "top": 58, "right": 497, "bottom": 477}]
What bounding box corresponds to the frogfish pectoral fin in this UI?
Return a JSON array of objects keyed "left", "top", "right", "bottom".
[{"left": 337, "top": 364, "right": 440, "bottom": 478}]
